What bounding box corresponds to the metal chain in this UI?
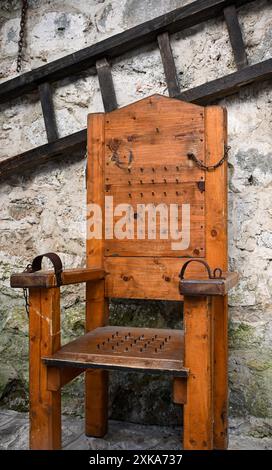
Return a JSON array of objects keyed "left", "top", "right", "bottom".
[
  {"left": 17, "top": 0, "right": 28, "bottom": 73},
  {"left": 23, "top": 288, "right": 29, "bottom": 317},
  {"left": 22, "top": 262, "right": 32, "bottom": 318},
  {"left": 187, "top": 145, "right": 231, "bottom": 172}
]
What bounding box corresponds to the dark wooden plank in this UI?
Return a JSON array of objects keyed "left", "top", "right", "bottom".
[
  {"left": 0, "top": 128, "right": 86, "bottom": 179},
  {"left": 43, "top": 326, "right": 188, "bottom": 376},
  {"left": 180, "top": 272, "right": 239, "bottom": 296},
  {"left": 179, "top": 58, "right": 272, "bottom": 104},
  {"left": 158, "top": 32, "right": 180, "bottom": 97},
  {"left": 224, "top": 5, "right": 248, "bottom": 69},
  {"left": 10, "top": 267, "right": 105, "bottom": 288},
  {"left": 0, "top": 0, "right": 255, "bottom": 104},
  {"left": 39, "top": 82, "right": 58, "bottom": 142},
  {"left": 1, "top": 58, "right": 271, "bottom": 179},
  {"left": 96, "top": 58, "right": 118, "bottom": 112}
]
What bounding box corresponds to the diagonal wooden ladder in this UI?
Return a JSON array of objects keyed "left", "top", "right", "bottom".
[{"left": 0, "top": 0, "right": 271, "bottom": 179}]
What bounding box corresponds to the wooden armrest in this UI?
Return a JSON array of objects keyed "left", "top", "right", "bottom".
[
  {"left": 179, "top": 271, "right": 239, "bottom": 296},
  {"left": 10, "top": 267, "right": 105, "bottom": 289}
]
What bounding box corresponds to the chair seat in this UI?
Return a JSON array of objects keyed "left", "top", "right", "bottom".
[{"left": 43, "top": 326, "right": 188, "bottom": 376}]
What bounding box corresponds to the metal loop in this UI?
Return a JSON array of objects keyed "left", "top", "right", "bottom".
[
  {"left": 213, "top": 267, "right": 223, "bottom": 279},
  {"left": 28, "top": 252, "right": 63, "bottom": 286},
  {"left": 23, "top": 263, "right": 32, "bottom": 273},
  {"left": 179, "top": 259, "right": 213, "bottom": 280},
  {"left": 179, "top": 259, "right": 224, "bottom": 280}
]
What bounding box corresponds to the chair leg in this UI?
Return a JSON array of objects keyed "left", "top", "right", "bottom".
[
  {"left": 183, "top": 296, "right": 214, "bottom": 450},
  {"left": 85, "top": 280, "right": 108, "bottom": 437},
  {"left": 85, "top": 370, "right": 108, "bottom": 437},
  {"left": 29, "top": 287, "right": 61, "bottom": 449},
  {"left": 213, "top": 296, "right": 229, "bottom": 449}
]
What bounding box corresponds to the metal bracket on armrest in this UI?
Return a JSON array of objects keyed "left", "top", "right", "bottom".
[{"left": 179, "top": 259, "right": 239, "bottom": 296}]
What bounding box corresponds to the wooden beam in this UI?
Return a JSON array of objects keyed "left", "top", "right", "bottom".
[
  {"left": 179, "top": 272, "right": 239, "bottom": 296},
  {"left": 158, "top": 32, "right": 180, "bottom": 97},
  {"left": 179, "top": 57, "right": 272, "bottom": 104},
  {"left": 173, "top": 377, "right": 187, "bottom": 404},
  {"left": 183, "top": 296, "right": 214, "bottom": 449},
  {"left": 0, "top": 128, "right": 86, "bottom": 179},
  {"left": 96, "top": 58, "right": 118, "bottom": 112},
  {"left": 29, "top": 287, "right": 61, "bottom": 449},
  {"left": 10, "top": 267, "right": 105, "bottom": 288},
  {"left": 205, "top": 106, "right": 228, "bottom": 449},
  {"left": 47, "top": 366, "right": 84, "bottom": 391},
  {"left": 0, "top": 0, "right": 255, "bottom": 104},
  {"left": 86, "top": 113, "right": 108, "bottom": 438},
  {"left": 224, "top": 5, "right": 248, "bottom": 69},
  {"left": 0, "top": 58, "right": 271, "bottom": 180},
  {"left": 39, "top": 82, "right": 58, "bottom": 142}
]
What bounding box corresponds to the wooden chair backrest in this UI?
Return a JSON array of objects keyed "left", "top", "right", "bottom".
[{"left": 87, "top": 95, "right": 227, "bottom": 301}]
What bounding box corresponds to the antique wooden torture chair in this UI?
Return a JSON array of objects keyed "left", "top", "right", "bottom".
[{"left": 11, "top": 95, "right": 238, "bottom": 450}]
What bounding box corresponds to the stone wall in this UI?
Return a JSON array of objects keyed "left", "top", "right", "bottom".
[{"left": 0, "top": 0, "right": 271, "bottom": 429}]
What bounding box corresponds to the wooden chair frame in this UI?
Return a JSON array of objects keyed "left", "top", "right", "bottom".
[{"left": 11, "top": 95, "right": 238, "bottom": 450}]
